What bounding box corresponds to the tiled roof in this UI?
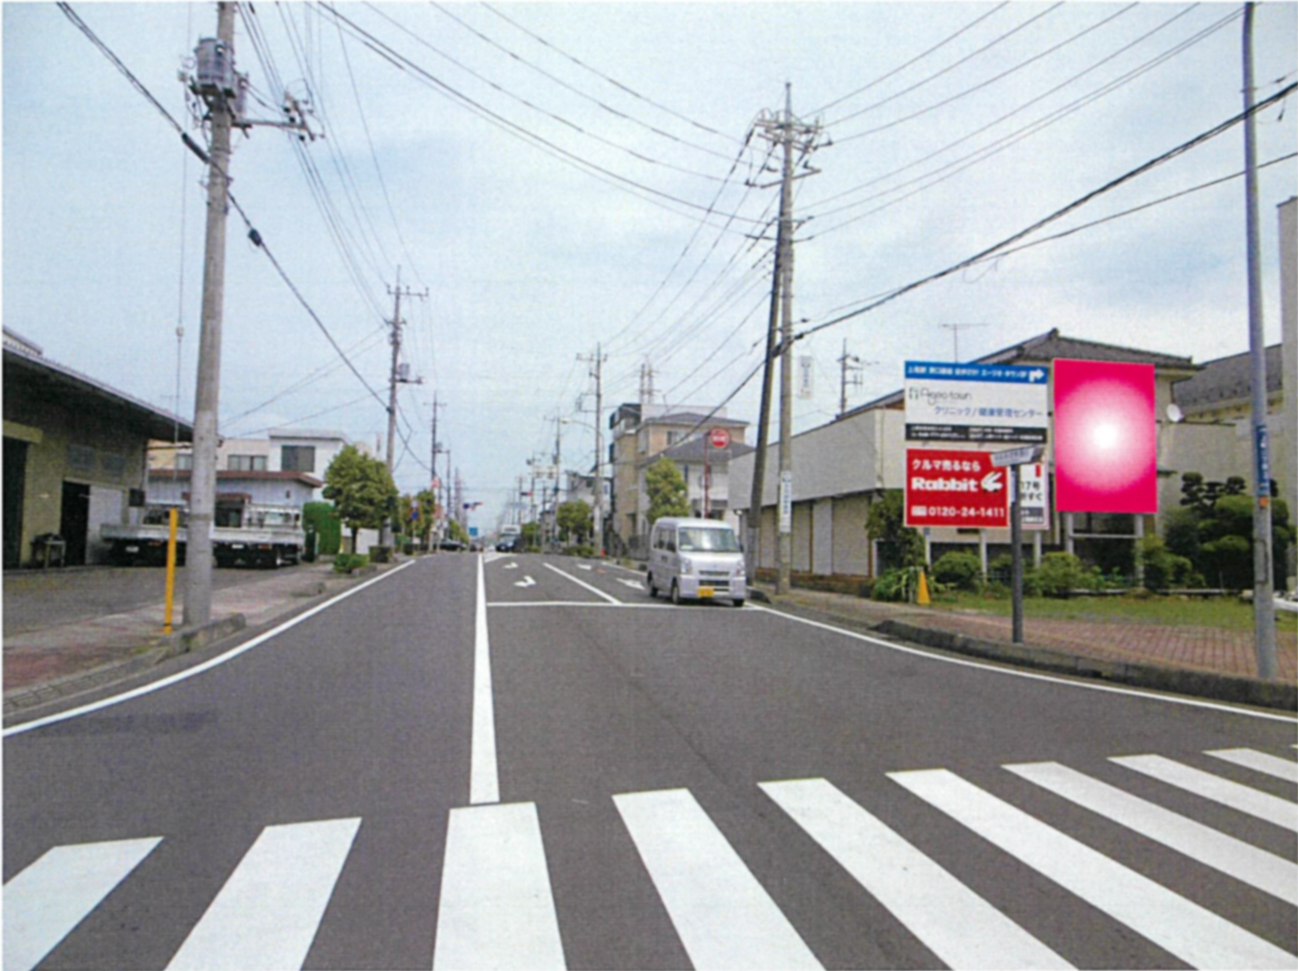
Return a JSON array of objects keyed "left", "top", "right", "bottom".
[{"left": 1172, "top": 344, "right": 1283, "bottom": 411}]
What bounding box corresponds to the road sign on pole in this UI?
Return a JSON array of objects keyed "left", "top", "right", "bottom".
[{"left": 708, "top": 427, "right": 731, "bottom": 449}]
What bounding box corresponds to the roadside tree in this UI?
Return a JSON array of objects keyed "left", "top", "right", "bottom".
[
  {"left": 556, "top": 500, "right": 593, "bottom": 544},
  {"left": 645, "top": 457, "right": 690, "bottom": 525},
  {"left": 323, "top": 445, "right": 398, "bottom": 553}
]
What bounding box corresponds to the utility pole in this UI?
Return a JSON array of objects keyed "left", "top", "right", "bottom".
[
  {"left": 579, "top": 344, "right": 607, "bottom": 555},
  {"left": 383, "top": 269, "right": 426, "bottom": 546},
  {"left": 430, "top": 393, "right": 445, "bottom": 548},
  {"left": 751, "top": 83, "right": 822, "bottom": 595},
  {"left": 183, "top": 2, "right": 236, "bottom": 628},
  {"left": 1242, "top": 2, "right": 1278, "bottom": 678},
  {"left": 837, "top": 339, "right": 876, "bottom": 418}
]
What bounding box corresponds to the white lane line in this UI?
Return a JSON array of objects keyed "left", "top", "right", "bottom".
[
  {"left": 433, "top": 802, "right": 565, "bottom": 970},
  {"left": 4, "top": 561, "right": 419, "bottom": 737},
  {"left": 762, "top": 778, "right": 1070, "bottom": 970},
  {"left": 743, "top": 603, "right": 1298, "bottom": 724},
  {"left": 1205, "top": 748, "right": 1298, "bottom": 783},
  {"left": 1006, "top": 761, "right": 1298, "bottom": 905},
  {"left": 167, "top": 818, "right": 360, "bottom": 970},
  {"left": 487, "top": 602, "right": 674, "bottom": 609},
  {"left": 471, "top": 555, "right": 499, "bottom": 806},
  {"left": 4, "top": 836, "right": 162, "bottom": 971},
  {"left": 1111, "top": 755, "right": 1298, "bottom": 831},
  {"left": 891, "top": 769, "right": 1297, "bottom": 970},
  {"left": 614, "top": 788, "right": 821, "bottom": 970},
  {"left": 542, "top": 562, "right": 622, "bottom": 605}
]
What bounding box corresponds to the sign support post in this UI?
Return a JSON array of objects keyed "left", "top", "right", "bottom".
[{"left": 993, "top": 444, "right": 1044, "bottom": 645}]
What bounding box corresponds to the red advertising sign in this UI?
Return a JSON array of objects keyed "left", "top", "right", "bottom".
[
  {"left": 1053, "top": 359, "right": 1157, "bottom": 514},
  {"left": 905, "top": 449, "right": 1009, "bottom": 528}
]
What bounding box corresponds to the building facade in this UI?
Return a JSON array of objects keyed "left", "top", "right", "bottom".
[{"left": 4, "top": 329, "right": 192, "bottom": 567}]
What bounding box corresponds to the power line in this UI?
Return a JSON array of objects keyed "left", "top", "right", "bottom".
[
  {"left": 810, "top": 3, "right": 1011, "bottom": 116},
  {"left": 795, "top": 80, "right": 1298, "bottom": 345},
  {"left": 478, "top": 1, "right": 742, "bottom": 144},
  {"left": 318, "top": 3, "right": 770, "bottom": 228},
  {"left": 807, "top": 3, "right": 1210, "bottom": 216},
  {"left": 824, "top": 3, "right": 1064, "bottom": 128},
  {"left": 831, "top": 3, "right": 1139, "bottom": 144}
]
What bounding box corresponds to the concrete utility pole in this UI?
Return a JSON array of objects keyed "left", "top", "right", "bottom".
[
  {"left": 837, "top": 339, "right": 876, "bottom": 418},
  {"left": 183, "top": 2, "right": 236, "bottom": 628},
  {"left": 1242, "top": 2, "right": 1278, "bottom": 678},
  {"left": 383, "top": 269, "right": 426, "bottom": 546},
  {"left": 430, "top": 393, "right": 445, "bottom": 547},
  {"left": 751, "top": 83, "right": 822, "bottom": 595},
  {"left": 579, "top": 344, "right": 607, "bottom": 555}
]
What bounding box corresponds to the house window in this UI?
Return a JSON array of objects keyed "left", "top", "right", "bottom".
[
  {"left": 67, "top": 444, "right": 96, "bottom": 472},
  {"left": 281, "top": 445, "right": 316, "bottom": 473},
  {"left": 100, "top": 451, "right": 126, "bottom": 477},
  {"left": 228, "top": 454, "right": 267, "bottom": 472},
  {"left": 175, "top": 453, "right": 194, "bottom": 470}
]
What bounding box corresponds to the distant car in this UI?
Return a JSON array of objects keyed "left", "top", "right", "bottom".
[
  {"left": 496, "top": 537, "right": 519, "bottom": 553},
  {"left": 439, "top": 538, "right": 466, "bottom": 552}
]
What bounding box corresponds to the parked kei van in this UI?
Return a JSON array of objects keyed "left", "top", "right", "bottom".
[{"left": 646, "top": 517, "right": 747, "bottom": 607}]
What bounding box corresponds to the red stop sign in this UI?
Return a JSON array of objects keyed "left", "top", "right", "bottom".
[{"left": 708, "top": 427, "right": 731, "bottom": 449}]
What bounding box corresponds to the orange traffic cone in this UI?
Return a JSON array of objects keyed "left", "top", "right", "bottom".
[{"left": 917, "top": 570, "right": 931, "bottom": 606}]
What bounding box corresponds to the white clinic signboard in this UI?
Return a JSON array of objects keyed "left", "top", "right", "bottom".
[{"left": 904, "top": 361, "right": 1050, "bottom": 444}]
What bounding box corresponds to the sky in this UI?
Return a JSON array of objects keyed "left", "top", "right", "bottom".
[{"left": 3, "top": 1, "right": 1296, "bottom": 532}]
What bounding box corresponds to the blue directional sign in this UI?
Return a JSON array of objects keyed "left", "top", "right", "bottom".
[{"left": 904, "top": 361, "right": 1050, "bottom": 444}]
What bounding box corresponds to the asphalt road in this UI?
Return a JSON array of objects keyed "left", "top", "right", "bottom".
[{"left": 4, "top": 552, "right": 1296, "bottom": 970}]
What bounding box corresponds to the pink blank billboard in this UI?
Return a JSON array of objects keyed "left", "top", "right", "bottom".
[{"left": 1054, "top": 358, "right": 1157, "bottom": 514}]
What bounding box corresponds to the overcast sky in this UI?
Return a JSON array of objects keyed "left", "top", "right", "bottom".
[{"left": 4, "top": 1, "right": 1296, "bottom": 530}]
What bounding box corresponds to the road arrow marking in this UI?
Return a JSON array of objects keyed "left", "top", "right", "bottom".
[
  {"left": 617, "top": 578, "right": 645, "bottom": 591},
  {"left": 577, "top": 564, "right": 593, "bottom": 571},
  {"left": 503, "top": 562, "right": 519, "bottom": 570},
  {"left": 515, "top": 576, "right": 536, "bottom": 588}
]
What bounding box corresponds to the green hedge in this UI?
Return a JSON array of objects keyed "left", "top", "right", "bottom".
[{"left": 304, "top": 502, "right": 342, "bottom": 558}]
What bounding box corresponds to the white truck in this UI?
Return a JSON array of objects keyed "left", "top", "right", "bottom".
[{"left": 102, "top": 496, "right": 306, "bottom": 569}]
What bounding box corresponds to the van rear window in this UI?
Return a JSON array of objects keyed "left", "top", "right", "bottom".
[{"left": 678, "top": 527, "right": 740, "bottom": 552}]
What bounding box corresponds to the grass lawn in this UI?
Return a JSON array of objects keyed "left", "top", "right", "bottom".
[{"left": 931, "top": 590, "right": 1298, "bottom": 635}]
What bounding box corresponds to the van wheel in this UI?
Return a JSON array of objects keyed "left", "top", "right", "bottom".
[
  {"left": 730, "top": 598, "right": 745, "bottom": 608},
  {"left": 646, "top": 573, "right": 657, "bottom": 598},
  {"left": 670, "top": 581, "right": 682, "bottom": 606}
]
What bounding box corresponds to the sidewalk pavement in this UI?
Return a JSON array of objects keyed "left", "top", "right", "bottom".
[
  {"left": 4, "top": 558, "right": 1295, "bottom": 724},
  {"left": 3, "top": 559, "right": 394, "bottom": 721},
  {"left": 751, "top": 584, "right": 1297, "bottom": 710}
]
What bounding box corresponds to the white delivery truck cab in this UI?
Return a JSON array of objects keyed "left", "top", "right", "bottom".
[{"left": 646, "top": 517, "right": 747, "bottom": 607}]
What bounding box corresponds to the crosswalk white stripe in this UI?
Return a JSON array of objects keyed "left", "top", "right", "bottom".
[
  {"left": 1112, "top": 755, "right": 1298, "bottom": 832},
  {"left": 761, "top": 778, "right": 1072, "bottom": 970},
  {"left": 614, "top": 788, "right": 821, "bottom": 971},
  {"left": 1205, "top": 748, "right": 1298, "bottom": 783},
  {"left": 433, "top": 802, "right": 565, "bottom": 970},
  {"left": 3, "top": 836, "right": 161, "bottom": 971},
  {"left": 1006, "top": 761, "right": 1298, "bottom": 905},
  {"left": 891, "top": 769, "right": 1298, "bottom": 970},
  {"left": 166, "top": 817, "right": 360, "bottom": 971}
]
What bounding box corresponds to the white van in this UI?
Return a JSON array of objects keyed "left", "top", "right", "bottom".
[{"left": 646, "top": 517, "right": 747, "bottom": 607}]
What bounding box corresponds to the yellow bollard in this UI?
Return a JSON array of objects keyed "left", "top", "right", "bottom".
[
  {"left": 163, "top": 508, "right": 179, "bottom": 634},
  {"left": 917, "top": 569, "right": 931, "bottom": 606}
]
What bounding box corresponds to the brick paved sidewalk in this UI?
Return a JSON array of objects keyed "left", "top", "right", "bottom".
[{"left": 764, "top": 587, "right": 1298, "bottom": 683}]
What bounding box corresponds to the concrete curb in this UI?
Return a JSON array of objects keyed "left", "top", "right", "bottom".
[
  {"left": 752, "top": 591, "right": 1296, "bottom": 712},
  {"left": 3, "top": 615, "right": 248, "bottom": 718}
]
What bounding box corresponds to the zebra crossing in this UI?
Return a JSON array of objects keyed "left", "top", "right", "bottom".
[{"left": 6, "top": 746, "right": 1295, "bottom": 971}]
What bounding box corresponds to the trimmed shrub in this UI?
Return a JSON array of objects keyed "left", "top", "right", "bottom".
[
  {"left": 1037, "top": 552, "right": 1086, "bottom": 598},
  {"left": 333, "top": 553, "right": 369, "bottom": 574},
  {"left": 932, "top": 551, "right": 983, "bottom": 591}
]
